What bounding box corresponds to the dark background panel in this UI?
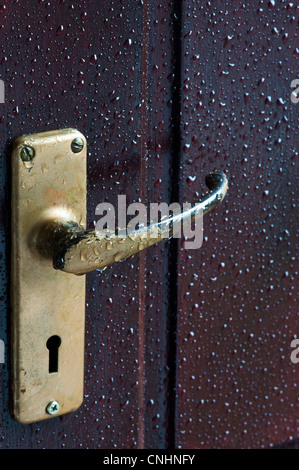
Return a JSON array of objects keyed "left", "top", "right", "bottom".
[
  {"left": 176, "top": 0, "right": 299, "bottom": 448},
  {"left": 0, "top": 0, "right": 176, "bottom": 448}
]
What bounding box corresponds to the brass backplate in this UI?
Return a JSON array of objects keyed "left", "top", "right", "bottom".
[{"left": 11, "top": 129, "right": 86, "bottom": 424}]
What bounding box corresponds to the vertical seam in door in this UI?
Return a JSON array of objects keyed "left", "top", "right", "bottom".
[
  {"left": 167, "top": 0, "right": 183, "bottom": 449},
  {"left": 137, "top": 0, "right": 150, "bottom": 449}
]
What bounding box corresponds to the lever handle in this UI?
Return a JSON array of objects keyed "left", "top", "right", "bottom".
[
  {"left": 12, "top": 129, "right": 228, "bottom": 424},
  {"left": 34, "top": 170, "right": 228, "bottom": 275}
]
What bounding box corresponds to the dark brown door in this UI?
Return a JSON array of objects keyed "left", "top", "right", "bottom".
[{"left": 0, "top": 1, "right": 298, "bottom": 449}]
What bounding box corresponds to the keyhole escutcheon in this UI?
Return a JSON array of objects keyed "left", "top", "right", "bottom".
[{"left": 46, "top": 335, "right": 61, "bottom": 373}]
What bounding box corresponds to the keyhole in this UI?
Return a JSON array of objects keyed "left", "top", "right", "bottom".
[{"left": 46, "top": 335, "right": 61, "bottom": 373}]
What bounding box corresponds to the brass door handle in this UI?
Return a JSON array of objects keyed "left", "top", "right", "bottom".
[
  {"left": 11, "top": 129, "right": 228, "bottom": 424},
  {"left": 33, "top": 170, "right": 228, "bottom": 275}
]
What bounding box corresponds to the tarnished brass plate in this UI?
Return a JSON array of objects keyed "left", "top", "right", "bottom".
[{"left": 11, "top": 129, "right": 86, "bottom": 424}]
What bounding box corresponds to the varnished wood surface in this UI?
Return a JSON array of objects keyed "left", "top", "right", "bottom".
[{"left": 0, "top": 0, "right": 297, "bottom": 449}]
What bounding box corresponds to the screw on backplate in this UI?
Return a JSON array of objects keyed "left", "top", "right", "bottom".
[
  {"left": 20, "top": 145, "right": 35, "bottom": 162},
  {"left": 71, "top": 137, "right": 84, "bottom": 154},
  {"left": 46, "top": 400, "right": 60, "bottom": 415}
]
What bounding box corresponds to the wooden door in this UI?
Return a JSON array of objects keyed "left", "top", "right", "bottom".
[{"left": 0, "top": 0, "right": 297, "bottom": 449}]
